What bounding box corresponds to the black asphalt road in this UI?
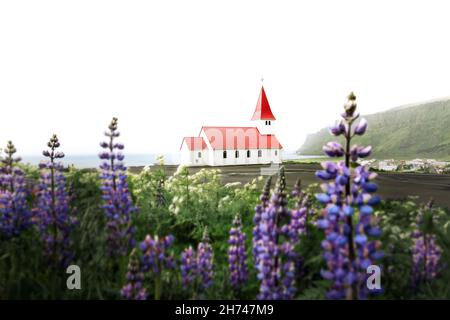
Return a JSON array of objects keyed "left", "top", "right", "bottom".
[{"left": 129, "top": 163, "right": 450, "bottom": 208}]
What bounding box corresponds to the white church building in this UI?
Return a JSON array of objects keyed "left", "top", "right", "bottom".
[{"left": 180, "top": 85, "right": 283, "bottom": 166}]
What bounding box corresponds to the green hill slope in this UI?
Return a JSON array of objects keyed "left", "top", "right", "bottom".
[{"left": 298, "top": 98, "right": 450, "bottom": 160}]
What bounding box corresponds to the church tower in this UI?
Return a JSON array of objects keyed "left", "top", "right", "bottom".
[{"left": 251, "top": 85, "right": 276, "bottom": 135}]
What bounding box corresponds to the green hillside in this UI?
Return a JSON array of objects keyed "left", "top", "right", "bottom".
[{"left": 298, "top": 98, "right": 450, "bottom": 160}]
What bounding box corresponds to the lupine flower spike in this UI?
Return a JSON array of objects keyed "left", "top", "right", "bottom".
[
  {"left": 285, "top": 179, "right": 308, "bottom": 240},
  {"left": 411, "top": 200, "right": 442, "bottom": 288},
  {"left": 197, "top": 227, "right": 214, "bottom": 290},
  {"left": 36, "top": 134, "right": 75, "bottom": 268},
  {"left": 181, "top": 246, "right": 197, "bottom": 289},
  {"left": 139, "top": 234, "right": 175, "bottom": 299},
  {"left": 253, "top": 176, "right": 272, "bottom": 263},
  {"left": 315, "top": 93, "right": 383, "bottom": 300},
  {"left": 180, "top": 230, "right": 214, "bottom": 299},
  {"left": 99, "top": 117, "right": 138, "bottom": 257},
  {"left": 121, "top": 248, "right": 147, "bottom": 300},
  {"left": 254, "top": 167, "right": 299, "bottom": 300},
  {"left": 0, "top": 141, "right": 32, "bottom": 238},
  {"left": 228, "top": 214, "right": 248, "bottom": 290}
]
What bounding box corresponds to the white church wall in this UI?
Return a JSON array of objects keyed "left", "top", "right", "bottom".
[
  {"left": 209, "top": 148, "right": 281, "bottom": 166},
  {"left": 199, "top": 130, "right": 215, "bottom": 166},
  {"left": 196, "top": 150, "right": 208, "bottom": 166},
  {"left": 256, "top": 120, "right": 275, "bottom": 135},
  {"left": 264, "top": 149, "right": 282, "bottom": 164},
  {"left": 180, "top": 143, "right": 192, "bottom": 165},
  {"left": 180, "top": 142, "right": 209, "bottom": 166}
]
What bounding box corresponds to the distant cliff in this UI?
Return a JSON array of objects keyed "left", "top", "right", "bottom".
[{"left": 298, "top": 98, "right": 450, "bottom": 160}]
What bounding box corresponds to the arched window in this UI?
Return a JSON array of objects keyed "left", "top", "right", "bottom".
[
  {"left": 247, "top": 150, "right": 251, "bottom": 158},
  {"left": 235, "top": 150, "right": 239, "bottom": 158},
  {"left": 274, "top": 150, "right": 278, "bottom": 156},
  {"left": 268, "top": 121, "right": 271, "bottom": 125},
  {"left": 223, "top": 150, "right": 227, "bottom": 159},
  {"left": 258, "top": 150, "right": 262, "bottom": 157}
]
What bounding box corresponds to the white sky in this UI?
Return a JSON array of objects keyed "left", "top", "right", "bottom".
[{"left": 1, "top": 0, "right": 450, "bottom": 155}]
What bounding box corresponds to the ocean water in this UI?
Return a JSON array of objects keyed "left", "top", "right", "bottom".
[
  {"left": 20, "top": 153, "right": 320, "bottom": 169},
  {"left": 21, "top": 154, "right": 180, "bottom": 169}
]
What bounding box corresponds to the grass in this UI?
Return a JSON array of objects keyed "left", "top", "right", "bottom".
[{"left": 298, "top": 99, "right": 450, "bottom": 160}]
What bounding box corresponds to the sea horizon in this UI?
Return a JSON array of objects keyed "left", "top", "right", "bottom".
[{"left": 19, "top": 152, "right": 319, "bottom": 169}]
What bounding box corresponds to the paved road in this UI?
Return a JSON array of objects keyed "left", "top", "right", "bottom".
[{"left": 130, "top": 163, "right": 450, "bottom": 208}]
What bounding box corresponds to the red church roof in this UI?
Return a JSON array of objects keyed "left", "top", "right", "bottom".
[
  {"left": 200, "top": 126, "right": 282, "bottom": 150},
  {"left": 251, "top": 86, "right": 276, "bottom": 121},
  {"left": 180, "top": 137, "right": 207, "bottom": 151}
]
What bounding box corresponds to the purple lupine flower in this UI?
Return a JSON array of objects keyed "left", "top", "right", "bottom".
[
  {"left": 412, "top": 235, "right": 441, "bottom": 286},
  {"left": 283, "top": 179, "right": 309, "bottom": 240},
  {"left": 254, "top": 167, "right": 300, "bottom": 300},
  {"left": 350, "top": 145, "right": 372, "bottom": 161},
  {"left": 286, "top": 179, "right": 313, "bottom": 283},
  {"left": 228, "top": 214, "right": 248, "bottom": 290},
  {"left": 253, "top": 176, "right": 272, "bottom": 263},
  {"left": 354, "top": 118, "right": 368, "bottom": 135},
  {"left": 411, "top": 201, "right": 442, "bottom": 287},
  {"left": 254, "top": 172, "right": 283, "bottom": 300},
  {"left": 139, "top": 234, "right": 175, "bottom": 300},
  {"left": 197, "top": 228, "right": 214, "bottom": 290},
  {"left": 330, "top": 122, "right": 346, "bottom": 136},
  {"left": 180, "top": 246, "right": 197, "bottom": 289},
  {"left": 180, "top": 231, "right": 214, "bottom": 297},
  {"left": 280, "top": 242, "right": 297, "bottom": 299},
  {"left": 35, "top": 134, "right": 75, "bottom": 268},
  {"left": 99, "top": 117, "right": 138, "bottom": 257},
  {"left": 290, "top": 178, "right": 304, "bottom": 199},
  {"left": 121, "top": 248, "right": 148, "bottom": 300},
  {"left": 323, "top": 142, "right": 345, "bottom": 157},
  {"left": 140, "top": 234, "right": 176, "bottom": 274},
  {"left": 316, "top": 93, "right": 383, "bottom": 300},
  {"left": 0, "top": 141, "right": 32, "bottom": 238}
]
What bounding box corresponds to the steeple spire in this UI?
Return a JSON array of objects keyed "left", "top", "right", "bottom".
[{"left": 251, "top": 85, "right": 276, "bottom": 121}]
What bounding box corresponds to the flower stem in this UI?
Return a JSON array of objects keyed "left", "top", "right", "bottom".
[
  {"left": 50, "top": 149, "right": 58, "bottom": 265},
  {"left": 154, "top": 274, "right": 162, "bottom": 300},
  {"left": 345, "top": 122, "right": 357, "bottom": 300},
  {"left": 154, "top": 260, "right": 162, "bottom": 300}
]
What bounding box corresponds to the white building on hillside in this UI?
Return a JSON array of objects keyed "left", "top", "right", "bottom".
[
  {"left": 180, "top": 85, "right": 283, "bottom": 166},
  {"left": 378, "top": 159, "right": 398, "bottom": 171}
]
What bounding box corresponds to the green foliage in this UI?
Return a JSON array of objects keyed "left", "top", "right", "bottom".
[
  {"left": 2, "top": 163, "right": 450, "bottom": 300},
  {"left": 376, "top": 199, "right": 450, "bottom": 299}
]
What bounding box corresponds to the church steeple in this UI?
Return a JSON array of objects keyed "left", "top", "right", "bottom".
[
  {"left": 251, "top": 84, "right": 276, "bottom": 134},
  {"left": 251, "top": 85, "right": 276, "bottom": 121}
]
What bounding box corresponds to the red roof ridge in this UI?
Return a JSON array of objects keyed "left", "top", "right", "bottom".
[
  {"left": 198, "top": 127, "right": 281, "bottom": 150},
  {"left": 199, "top": 126, "right": 262, "bottom": 136},
  {"left": 201, "top": 125, "right": 259, "bottom": 129},
  {"left": 180, "top": 136, "right": 207, "bottom": 151}
]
